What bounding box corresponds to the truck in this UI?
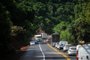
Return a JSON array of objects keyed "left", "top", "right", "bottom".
[
  {"left": 41, "top": 33, "right": 47, "bottom": 39},
  {"left": 76, "top": 44, "right": 90, "bottom": 60},
  {"left": 34, "top": 33, "right": 47, "bottom": 42},
  {"left": 51, "top": 32, "right": 60, "bottom": 47},
  {"left": 34, "top": 34, "right": 42, "bottom": 41}
]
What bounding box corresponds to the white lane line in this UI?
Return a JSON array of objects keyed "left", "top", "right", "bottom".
[{"left": 39, "top": 44, "right": 45, "bottom": 60}]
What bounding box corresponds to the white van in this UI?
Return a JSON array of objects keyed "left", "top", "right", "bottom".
[
  {"left": 59, "top": 41, "right": 68, "bottom": 49},
  {"left": 76, "top": 44, "right": 90, "bottom": 60}
]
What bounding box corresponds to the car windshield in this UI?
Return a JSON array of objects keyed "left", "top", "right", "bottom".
[{"left": 71, "top": 48, "right": 76, "bottom": 50}]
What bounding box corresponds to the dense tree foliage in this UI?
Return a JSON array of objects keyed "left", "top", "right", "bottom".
[{"left": 53, "top": 1, "right": 90, "bottom": 44}]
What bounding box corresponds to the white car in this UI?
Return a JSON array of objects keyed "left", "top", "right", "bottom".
[
  {"left": 59, "top": 41, "right": 68, "bottom": 49},
  {"left": 55, "top": 43, "right": 60, "bottom": 49},
  {"left": 30, "top": 41, "right": 35, "bottom": 45},
  {"left": 63, "top": 44, "right": 71, "bottom": 51},
  {"left": 55, "top": 43, "right": 58, "bottom": 48},
  {"left": 52, "top": 42, "right": 58, "bottom": 47},
  {"left": 67, "top": 46, "right": 76, "bottom": 55}
]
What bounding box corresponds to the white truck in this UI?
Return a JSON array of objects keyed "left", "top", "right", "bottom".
[
  {"left": 34, "top": 33, "right": 47, "bottom": 41},
  {"left": 76, "top": 44, "right": 90, "bottom": 60},
  {"left": 41, "top": 33, "right": 47, "bottom": 39},
  {"left": 34, "top": 34, "right": 42, "bottom": 41}
]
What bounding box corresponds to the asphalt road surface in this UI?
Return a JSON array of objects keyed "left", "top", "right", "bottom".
[{"left": 19, "top": 44, "right": 76, "bottom": 60}]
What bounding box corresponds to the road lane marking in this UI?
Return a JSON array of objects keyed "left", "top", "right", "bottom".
[
  {"left": 39, "top": 44, "right": 45, "bottom": 60},
  {"left": 47, "top": 44, "right": 71, "bottom": 60},
  {"left": 45, "top": 52, "right": 59, "bottom": 54}
]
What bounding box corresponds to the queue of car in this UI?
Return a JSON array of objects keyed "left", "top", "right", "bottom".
[
  {"left": 30, "top": 39, "right": 48, "bottom": 46},
  {"left": 53, "top": 40, "right": 77, "bottom": 56},
  {"left": 52, "top": 40, "right": 90, "bottom": 60}
]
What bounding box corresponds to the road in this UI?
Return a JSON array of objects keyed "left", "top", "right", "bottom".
[{"left": 19, "top": 44, "right": 76, "bottom": 60}]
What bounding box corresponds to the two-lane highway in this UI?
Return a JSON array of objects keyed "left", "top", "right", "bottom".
[{"left": 19, "top": 44, "right": 74, "bottom": 60}]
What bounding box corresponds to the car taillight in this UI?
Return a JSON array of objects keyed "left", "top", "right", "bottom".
[{"left": 76, "top": 50, "right": 78, "bottom": 60}]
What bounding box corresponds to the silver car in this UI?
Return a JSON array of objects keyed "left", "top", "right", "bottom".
[
  {"left": 67, "top": 46, "right": 76, "bottom": 55},
  {"left": 63, "top": 44, "right": 71, "bottom": 51}
]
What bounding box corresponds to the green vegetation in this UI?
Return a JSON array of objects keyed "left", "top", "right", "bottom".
[{"left": 0, "top": 0, "right": 90, "bottom": 59}]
